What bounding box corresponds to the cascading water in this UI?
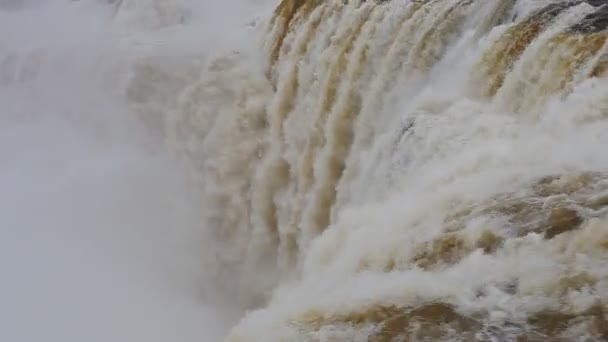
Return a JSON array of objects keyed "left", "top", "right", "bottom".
[
  {"left": 166, "top": 0, "right": 608, "bottom": 340},
  {"left": 5, "top": 0, "right": 608, "bottom": 341}
]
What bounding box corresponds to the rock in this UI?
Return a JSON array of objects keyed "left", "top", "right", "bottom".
[{"left": 571, "top": 2, "right": 608, "bottom": 33}]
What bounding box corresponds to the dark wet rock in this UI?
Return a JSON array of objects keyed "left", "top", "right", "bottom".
[
  {"left": 571, "top": 2, "right": 608, "bottom": 33},
  {"left": 528, "top": 2, "right": 582, "bottom": 22},
  {"left": 509, "top": 1, "right": 608, "bottom": 34}
]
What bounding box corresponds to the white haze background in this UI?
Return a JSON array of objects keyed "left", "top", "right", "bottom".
[{"left": 0, "top": 1, "right": 275, "bottom": 341}]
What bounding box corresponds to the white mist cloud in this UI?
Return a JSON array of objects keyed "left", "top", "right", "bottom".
[
  {"left": 0, "top": 0, "right": 275, "bottom": 341},
  {"left": 0, "top": 119, "right": 236, "bottom": 342}
]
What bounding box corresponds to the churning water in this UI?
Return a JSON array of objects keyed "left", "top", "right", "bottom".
[{"left": 4, "top": 0, "right": 608, "bottom": 341}]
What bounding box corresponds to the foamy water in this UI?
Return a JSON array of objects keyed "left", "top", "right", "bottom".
[{"left": 3, "top": 0, "right": 608, "bottom": 341}]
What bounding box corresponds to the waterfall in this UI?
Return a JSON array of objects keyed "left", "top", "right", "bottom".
[
  {"left": 4, "top": 0, "right": 608, "bottom": 341},
  {"left": 158, "top": 0, "right": 608, "bottom": 340}
]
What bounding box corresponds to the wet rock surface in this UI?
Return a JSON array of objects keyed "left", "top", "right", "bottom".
[{"left": 571, "top": 1, "right": 608, "bottom": 33}]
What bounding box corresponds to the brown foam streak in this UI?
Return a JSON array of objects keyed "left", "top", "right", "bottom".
[
  {"left": 275, "top": 4, "right": 330, "bottom": 271},
  {"left": 519, "top": 32, "right": 607, "bottom": 112},
  {"left": 317, "top": 7, "right": 387, "bottom": 229},
  {"left": 291, "top": 2, "right": 346, "bottom": 193},
  {"left": 251, "top": 4, "right": 326, "bottom": 270},
  {"left": 260, "top": 3, "right": 348, "bottom": 274},
  {"left": 406, "top": 0, "right": 474, "bottom": 72},
  {"left": 267, "top": 0, "right": 322, "bottom": 77},
  {"left": 335, "top": 2, "right": 428, "bottom": 207},
  {"left": 476, "top": 5, "right": 566, "bottom": 97},
  {"left": 551, "top": 32, "right": 607, "bottom": 86},
  {"left": 345, "top": 0, "right": 453, "bottom": 157},
  {"left": 335, "top": 0, "right": 469, "bottom": 213},
  {"left": 301, "top": 3, "right": 374, "bottom": 239},
  {"left": 284, "top": 0, "right": 360, "bottom": 218}
]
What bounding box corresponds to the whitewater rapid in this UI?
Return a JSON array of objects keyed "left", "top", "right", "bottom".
[{"left": 4, "top": 0, "right": 608, "bottom": 341}]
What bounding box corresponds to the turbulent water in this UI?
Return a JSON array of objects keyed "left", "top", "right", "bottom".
[{"left": 4, "top": 0, "right": 608, "bottom": 341}]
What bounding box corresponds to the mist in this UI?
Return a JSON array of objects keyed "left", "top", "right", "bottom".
[
  {"left": 0, "top": 0, "right": 274, "bottom": 341},
  {"left": 0, "top": 115, "right": 237, "bottom": 342}
]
